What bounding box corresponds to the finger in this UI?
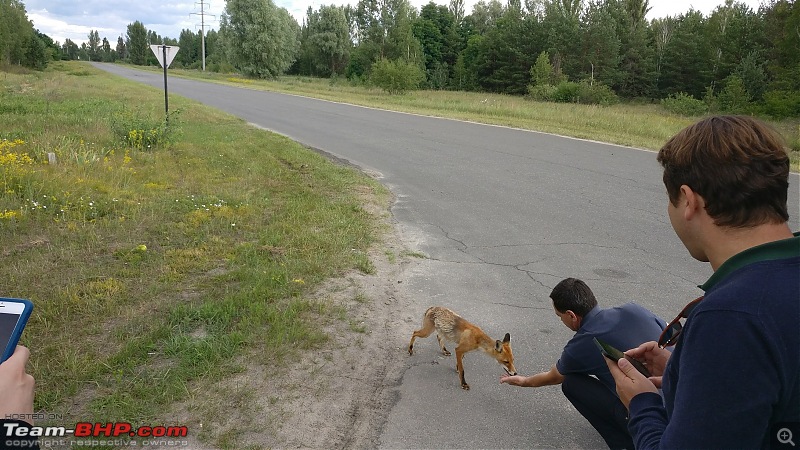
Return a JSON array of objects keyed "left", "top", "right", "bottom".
[
  {"left": 604, "top": 356, "right": 626, "bottom": 381},
  {"left": 617, "top": 357, "right": 647, "bottom": 381},
  {"left": 3, "top": 346, "right": 30, "bottom": 368},
  {"left": 648, "top": 376, "right": 663, "bottom": 389},
  {"left": 624, "top": 341, "right": 654, "bottom": 358}
]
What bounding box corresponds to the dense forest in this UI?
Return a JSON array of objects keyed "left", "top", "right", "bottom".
[{"left": 1, "top": 0, "right": 798, "bottom": 117}]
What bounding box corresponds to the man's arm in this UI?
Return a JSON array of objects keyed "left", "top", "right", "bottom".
[
  {"left": 611, "top": 310, "right": 781, "bottom": 449},
  {"left": 500, "top": 365, "right": 564, "bottom": 387}
]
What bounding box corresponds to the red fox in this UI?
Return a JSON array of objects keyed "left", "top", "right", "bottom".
[{"left": 408, "top": 306, "right": 516, "bottom": 390}]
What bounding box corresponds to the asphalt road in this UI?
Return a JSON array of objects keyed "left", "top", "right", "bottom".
[{"left": 92, "top": 63, "right": 800, "bottom": 449}]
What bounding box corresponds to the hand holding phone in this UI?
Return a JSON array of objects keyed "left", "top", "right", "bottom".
[
  {"left": 0, "top": 298, "right": 34, "bottom": 363},
  {"left": 0, "top": 345, "right": 35, "bottom": 422},
  {"left": 593, "top": 337, "right": 652, "bottom": 378}
]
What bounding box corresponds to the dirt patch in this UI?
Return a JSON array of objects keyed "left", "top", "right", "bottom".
[{"left": 170, "top": 208, "right": 425, "bottom": 449}]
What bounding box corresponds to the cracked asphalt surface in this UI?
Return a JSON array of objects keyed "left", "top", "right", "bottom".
[{"left": 93, "top": 63, "right": 800, "bottom": 449}]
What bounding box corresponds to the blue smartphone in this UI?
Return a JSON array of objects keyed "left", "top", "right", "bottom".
[{"left": 0, "top": 298, "right": 34, "bottom": 363}]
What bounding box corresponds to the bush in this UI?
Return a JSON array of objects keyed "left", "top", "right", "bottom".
[
  {"left": 111, "top": 109, "right": 180, "bottom": 150},
  {"left": 661, "top": 92, "right": 708, "bottom": 116},
  {"left": 552, "top": 81, "right": 582, "bottom": 103},
  {"left": 207, "top": 61, "right": 235, "bottom": 73},
  {"left": 528, "top": 83, "right": 557, "bottom": 102},
  {"left": 717, "top": 75, "right": 752, "bottom": 114},
  {"left": 529, "top": 81, "right": 618, "bottom": 105},
  {"left": 369, "top": 59, "right": 424, "bottom": 95},
  {"left": 577, "top": 82, "right": 619, "bottom": 106},
  {"left": 762, "top": 90, "right": 800, "bottom": 119},
  {"left": 702, "top": 86, "right": 719, "bottom": 113}
]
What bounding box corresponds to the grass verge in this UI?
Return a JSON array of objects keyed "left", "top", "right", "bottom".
[{"left": 0, "top": 61, "right": 388, "bottom": 446}]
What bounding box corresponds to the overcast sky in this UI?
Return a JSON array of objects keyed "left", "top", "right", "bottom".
[{"left": 26, "top": 0, "right": 766, "bottom": 46}]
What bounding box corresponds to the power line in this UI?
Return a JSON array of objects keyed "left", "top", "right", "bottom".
[{"left": 190, "top": 1, "right": 216, "bottom": 71}]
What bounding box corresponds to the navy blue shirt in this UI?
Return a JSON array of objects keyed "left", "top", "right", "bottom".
[
  {"left": 628, "top": 233, "right": 800, "bottom": 449},
  {"left": 556, "top": 303, "right": 666, "bottom": 392}
]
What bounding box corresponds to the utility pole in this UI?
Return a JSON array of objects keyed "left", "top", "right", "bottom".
[{"left": 191, "top": 1, "right": 215, "bottom": 71}]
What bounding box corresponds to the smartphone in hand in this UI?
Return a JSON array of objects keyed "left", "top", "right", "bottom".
[
  {"left": 593, "top": 337, "right": 651, "bottom": 378},
  {"left": 0, "top": 298, "right": 34, "bottom": 363}
]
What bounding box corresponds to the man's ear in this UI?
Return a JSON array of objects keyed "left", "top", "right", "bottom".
[
  {"left": 566, "top": 310, "right": 580, "bottom": 327},
  {"left": 680, "top": 185, "right": 704, "bottom": 220}
]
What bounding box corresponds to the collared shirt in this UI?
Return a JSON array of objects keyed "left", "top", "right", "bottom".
[
  {"left": 556, "top": 304, "right": 665, "bottom": 393},
  {"left": 701, "top": 231, "right": 800, "bottom": 291}
]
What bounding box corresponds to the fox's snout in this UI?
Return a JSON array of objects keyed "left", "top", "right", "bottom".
[{"left": 495, "top": 332, "right": 516, "bottom": 376}]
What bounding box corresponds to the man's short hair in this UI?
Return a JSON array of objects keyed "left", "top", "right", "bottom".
[
  {"left": 551, "top": 278, "right": 597, "bottom": 317},
  {"left": 657, "top": 115, "right": 790, "bottom": 228}
]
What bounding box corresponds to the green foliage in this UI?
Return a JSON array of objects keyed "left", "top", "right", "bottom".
[
  {"left": 126, "top": 21, "right": 148, "bottom": 65},
  {"left": 8, "top": 0, "right": 793, "bottom": 123},
  {"left": 369, "top": 58, "right": 424, "bottom": 94},
  {"left": 22, "top": 32, "right": 48, "bottom": 70},
  {"left": 111, "top": 109, "right": 180, "bottom": 150},
  {"left": 551, "top": 80, "right": 582, "bottom": 103},
  {"left": 413, "top": 2, "right": 461, "bottom": 88},
  {"left": 530, "top": 51, "right": 554, "bottom": 87},
  {"left": 353, "top": 0, "right": 422, "bottom": 65},
  {"left": 702, "top": 85, "right": 719, "bottom": 112},
  {"left": 658, "top": 10, "right": 714, "bottom": 99},
  {"left": 207, "top": 60, "right": 236, "bottom": 73},
  {"left": 345, "top": 42, "right": 377, "bottom": 79},
  {"left": 762, "top": 90, "right": 800, "bottom": 119},
  {"left": 0, "top": 1, "right": 49, "bottom": 70},
  {"left": 472, "top": 9, "right": 540, "bottom": 95},
  {"left": 221, "top": 0, "right": 300, "bottom": 78},
  {"left": 733, "top": 51, "right": 767, "bottom": 101},
  {"left": 451, "top": 35, "right": 483, "bottom": 91},
  {"left": 527, "top": 83, "right": 557, "bottom": 101},
  {"left": 578, "top": 82, "right": 619, "bottom": 105},
  {"left": 661, "top": 92, "right": 708, "bottom": 116},
  {"left": 305, "top": 5, "right": 352, "bottom": 77},
  {"left": 427, "top": 61, "right": 450, "bottom": 90},
  {"left": 717, "top": 75, "right": 752, "bottom": 114},
  {"left": 529, "top": 80, "right": 618, "bottom": 105},
  {"left": 176, "top": 29, "right": 200, "bottom": 67},
  {"left": 582, "top": 1, "right": 622, "bottom": 87}
]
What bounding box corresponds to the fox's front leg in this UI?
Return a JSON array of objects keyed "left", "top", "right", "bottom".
[
  {"left": 436, "top": 333, "right": 451, "bottom": 356},
  {"left": 455, "top": 346, "right": 469, "bottom": 390}
]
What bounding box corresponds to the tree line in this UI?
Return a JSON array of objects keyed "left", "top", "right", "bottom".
[{"left": 2, "top": 0, "right": 798, "bottom": 117}]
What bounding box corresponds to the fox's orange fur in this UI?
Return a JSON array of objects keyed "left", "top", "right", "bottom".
[{"left": 408, "top": 306, "right": 516, "bottom": 390}]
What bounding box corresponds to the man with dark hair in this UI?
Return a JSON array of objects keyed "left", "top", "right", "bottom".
[
  {"left": 607, "top": 115, "right": 800, "bottom": 448},
  {"left": 501, "top": 278, "right": 665, "bottom": 450}
]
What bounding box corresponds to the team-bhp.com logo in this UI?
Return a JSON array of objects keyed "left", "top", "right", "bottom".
[{"left": 3, "top": 422, "right": 188, "bottom": 444}]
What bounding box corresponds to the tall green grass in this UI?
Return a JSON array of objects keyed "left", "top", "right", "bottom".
[{"left": 0, "top": 61, "right": 388, "bottom": 444}]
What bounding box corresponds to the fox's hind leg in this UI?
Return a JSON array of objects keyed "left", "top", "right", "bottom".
[
  {"left": 408, "top": 312, "right": 436, "bottom": 355},
  {"left": 435, "top": 333, "right": 451, "bottom": 356},
  {"left": 455, "top": 344, "right": 470, "bottom": 390}
]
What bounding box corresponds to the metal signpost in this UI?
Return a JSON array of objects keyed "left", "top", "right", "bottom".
[{"left": 149, "top": 45, "right": 180, "bottom": 123}]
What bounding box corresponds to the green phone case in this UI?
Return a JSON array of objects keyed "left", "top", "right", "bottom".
[{"left": 593, "top": 337, "right": 652, "bottom": 378}]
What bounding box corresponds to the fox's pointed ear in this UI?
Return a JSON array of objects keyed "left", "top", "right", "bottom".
[
  {"left": 503, "top": 333, "right": 511, "bottom": 344},
  {"left": 495, "top": 340, "right": 502, "bottom": 352}
]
